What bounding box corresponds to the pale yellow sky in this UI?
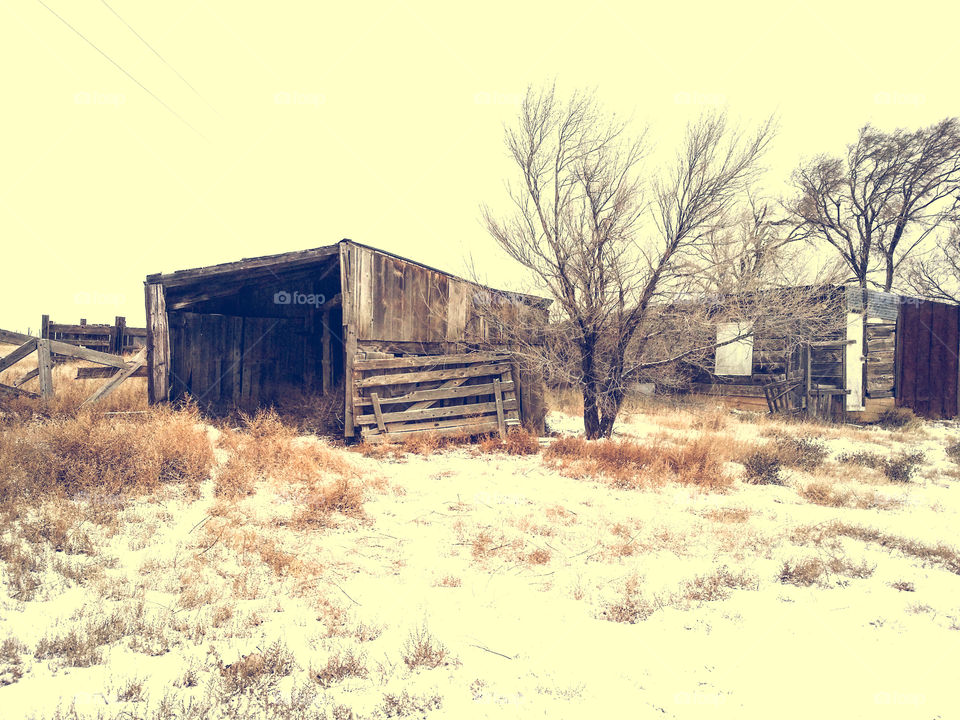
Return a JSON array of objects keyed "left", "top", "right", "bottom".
[{"left": 1, "top": 0, "right": 957, "bottom": 332}]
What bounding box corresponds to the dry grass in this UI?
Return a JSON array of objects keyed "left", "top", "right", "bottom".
[
  {"left": 292, "top": 477, "right": 366, "bottom": 528},
  {"left": 798, "top": 481, "right": 900, "bottom": 510},
  {"left": 795, "top": 521, "right": 960, "bottom": 576},
  {"left": 215, "top": 641, "right": 296, "bottom": 697},
  {"left": 778, "top": 555, "right": 875, "bottom": 587},
  {"left": 682, "top": 566, "right": 757, "bottom": 602},
  {"left": 543, "top": 434, "right": 734, "bottom": 491},
  {"left": 704, "top": 507, "right": 752, "bottom": 523},
  {"left": 476, "top": 428, "right": 541, "bottom": 455},
  {"left": 401, "top": 626, "right": 455, "bottom": 671},
  {"left": 601, "top": 576, "right": 653, "bottom": 624},
  {"left": 836, "top": 449, "right": 925, "bottom": 483},
  {"left": 312, "top": 649, "right": 368, "bottom": 687},
  {"left": 382, "top": 690, "right": 443, "bottom": 717}
]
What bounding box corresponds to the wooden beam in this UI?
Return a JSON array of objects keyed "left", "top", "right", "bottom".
[
  {"left": 370, "top": 392, "right": 386, "bottom": 432},
  {"left": 76, "top": 366, "right": 149, "bottom": 379},
  {"left": 355, "top": 362, "right": 512, "bottom": 388},
  {"left": 37, "top": 338, "right": 54, "bottom": 399},
  {"left": 353, "top": 380, "right": 514, "bottom": 408},
  {"left": 361, "top": 418, "right": 503, "bottom": 442},
  {"left": 355, "top": 398, "right": 517, "bottom": 426},
  {"left": 145, "top": 282, "right": 171, "bottom": 402},
  {"left": 82, "top": 348, "right": 147, "bottom": 406},
  {"left": 14, "top": 368, "right": 39, "bottom": 387},
  {"left": 493, "top": 378, "right": 506, "bottom": 440},
  {"left": 321, "top": 309, "right": 332, "bottom": 395},
  {"left": 0, "top": 339, "right": 37, "bottom": 374},
  {"left": 0, "top": 329, "right": 128, "bottom": 368},
  {"left": 354, "top": 351, "right": 511, "bottom": 371},
  {"left": 0, "top": 381, "right": 39, "bottom": 399}
]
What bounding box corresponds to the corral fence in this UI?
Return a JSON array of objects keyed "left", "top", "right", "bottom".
[
  {"left": 352, "top": 351, "right": 522, "bottom": 442},
  {"left": 0, "top": 327, "right": 146, "bottom": 403},
  {"left": 42, "top": 315, "right": 147, "bottom": 359}
]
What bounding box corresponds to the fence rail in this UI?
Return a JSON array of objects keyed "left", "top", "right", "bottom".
[{"left": 42, "top": 315, "right": 147, "bottom": 358}]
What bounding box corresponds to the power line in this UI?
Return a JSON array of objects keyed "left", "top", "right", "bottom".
[
  {"left": 100, "top": 0, "right": 220, "bottom": 117},
  {"left": 36, "top": 0, "right": 206, "bottom": 139}
]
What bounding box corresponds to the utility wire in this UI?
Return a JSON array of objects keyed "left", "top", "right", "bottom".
[
  {"left": 100, "top": 0, "right": 220, "bottom": 117},
  {"left": 36, "top": 0, "right": 206, "bottom": 139}
]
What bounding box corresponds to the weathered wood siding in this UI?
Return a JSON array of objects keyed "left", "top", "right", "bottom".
[{"left": 897, "top": 300, "right": 959, "bottom": 419}]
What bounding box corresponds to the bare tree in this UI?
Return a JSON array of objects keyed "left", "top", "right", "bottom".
[
  {"left": 905, "top": 224, "right": 960, "bottom": 303},
  {"left": 788, "top": 118, "right": 960, "bottom": 291},
  {"left": 482, "top": 84, "right": 773, "bottom": 438}
]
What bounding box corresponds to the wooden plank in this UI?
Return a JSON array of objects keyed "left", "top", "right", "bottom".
[
  {"left": 0, "top": 329, "right": 128, "bottom": 368},
  {"left": 76, "top": 366, "right": 149, "bottom": 379},
  {"left": 370, "top": 392, "right": 387, "bottom": 433},
  {"left": 366, "top": 412, "right": 509, "bottom": 435},
  {"left": 0, "top": 381, "right": 39, "bottom": 399},
  {"left": 355, "top": 362, "right": 511, "bottom": 388},
  {"left": 354, "top": 351, "right": 512, "bottom": 371},
  {"left": 145, "top": 282, "right": 171, "bottom": 402},
  {"left": 0, "top": 339, "right": 37, "bottom": 374},
  {"left": 362, "top": 419, "right": 503, "bottom": 443},
  {"left": 340, "top": 242, "right": 358, "bottom": 438},
  {"left": 321, "top": 309, "right": 332, "bottom": 395},
  {"left": 82, "top": 348, "right": 147, "bottom": 405},
  {"left": 407, "top": 377, "right": 469, "bottom": 411},
  {"left": 37, "top": 339, "right": 54, "bottom": 399},
  {"left": 14, "top": 367, "right": 39, "bottom": 387},
  {"left": 352, "top": 379, "right": 514, "bottom": 408},
  {"left": 146, "top": 244, "right": 339, "bottom": 288},
  {"left": 688, "top": 382, "right": 767, "bottom": 398},
  {"left": 355, "top": 398, "right": 518, "bottom": 426},
  {"left": 493, "top": 378, "right": 506, "bottom": 439}
]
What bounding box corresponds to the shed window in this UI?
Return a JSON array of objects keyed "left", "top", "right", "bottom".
[{"left": 714, "top": 322, "right": 754, "bottom": 376}]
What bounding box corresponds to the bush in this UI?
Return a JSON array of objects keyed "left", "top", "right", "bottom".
[
  {"left": 875, "top": 407, "right": 920, "bottom": 430},
  {"left": 882, "top": 451, "right": 924, "bottom": 483},
  {"left": 947, "top": 440, "right": 960, "bottom": 465},
  {"left": 401, "top": 626, "right": 454, "bottom": 671},
  {"left": 741, "top": 449, "right": 785, "bottom": 485},
  {"left": 771, "top": 434, "right": 827, "bottom": 471}
]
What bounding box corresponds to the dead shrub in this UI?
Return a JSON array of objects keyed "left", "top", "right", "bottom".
[
  {"left": 796, "top": 521, "right": 960, "bottom": 576},
  {"left": 0, "top": 636, "right": 25, "bottom": 686},
  {"left": 601, "top": 576, "right": 653, "bottom": 624},
  {"left": 543, "top": 435, "right": 732, "bottom": 491},
  {"left": 477, "top": 428, "right": 541, "bottom": 455},
  {"left": 891, "top": 580, "right": 915, "bottom": 592},
  {"left": 401, "top": 626, "right": 454, "bottom": 671},
  {"left": 0, "top": 406, "right": 213, "bottom": 503},
  {"left": 682, "top": 566, "right": 757, "bottom": 601},
  {"left": 778, "top": 557, "right": 825, "bottom": 587},
  {"left": 797, "top": 481, "right": 896, "bottom": 510},
  {"left": 946, "top": 440, "right": 960, "bottom": 465},
  {"left": 838, "top": 449, "right": 925, "bottom": 483},
  {"left": 740, "top": 449, "right": 785, "bottom": 485},
  {"left": 34, "top": 611, "right": 128, "bottom": 668},
  {"left": 216, "top": 641, "right": 295, "bottom": 697},
  {"left": 875, "top": 407, "right": 920, "bottom": 430},
  {"left": 523, "top": 548, "right": 551, "bottom": 565},
  {"left": 769, "top": 434, "right": 827, "bottom": 471},
  {"left": 382, "top": 690, "right": 443, "bottom": 717},
  {"left": 292, "top": 477, "right": 365, "bottom": 528},
  {"left": 436, "top": 575, "right": 461, "bottom": 588},
  {"left": 313, "top": 649, "right": 368, "bottom": 687},
  {"left": 704, "top": 507, "right": 751, "bottom": 523}
]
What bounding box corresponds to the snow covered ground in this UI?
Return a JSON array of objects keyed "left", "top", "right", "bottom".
[{"left": 2, "top": 404, "right": 959, "bottom": 719}]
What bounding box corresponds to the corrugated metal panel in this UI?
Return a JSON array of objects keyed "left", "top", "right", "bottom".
[{"left": 844, "top": 287, "right": 901, "bottom": 321}]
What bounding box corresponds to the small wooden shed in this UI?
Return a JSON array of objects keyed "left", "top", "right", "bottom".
[
  {"left": 689, "top": 285, "right": 960, "bottom": 421},
  {"left": 144, "top": 240, "right": 550, "bottom": 440}
]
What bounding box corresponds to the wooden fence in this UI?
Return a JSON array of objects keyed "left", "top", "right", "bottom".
[
  {"left": 0, "top": 328, "right": 146, "bottom": 403},
  {"left": 352, "top": 351, "right": 521, "bottom": 442},
  {"left": 42, "top": 315, "right": 147, "bottom": 358}
]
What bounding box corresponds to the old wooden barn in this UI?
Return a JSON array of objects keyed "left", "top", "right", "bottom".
[
  {"left": 144, "top": 240, "right": 550, "bottom": 441},
  {"left": 690, "top": 286, "right": 960, "bottom": 421}
]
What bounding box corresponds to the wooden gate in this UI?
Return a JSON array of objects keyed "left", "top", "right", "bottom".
[
  {"left": 352, "top": 351, "right": 521, "bottom": 442},
  {"left": 897, "top": 300, "right": 959, "bottom": 419}
]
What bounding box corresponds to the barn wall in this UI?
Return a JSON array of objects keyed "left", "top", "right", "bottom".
[{"left": 340, "top": 242, "right": 549, "bottom": 436}]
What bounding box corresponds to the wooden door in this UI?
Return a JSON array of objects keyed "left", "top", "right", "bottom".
[{"left": 897, "top": 300, "right": 959, "bottom": 418}]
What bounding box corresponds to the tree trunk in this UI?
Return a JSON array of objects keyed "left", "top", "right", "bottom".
[
  {"left": 582, "top": 381, "right": 602, "bottom": 440},
  {"left": 883, "top": 259, "right": 895, "bottom": 293}
]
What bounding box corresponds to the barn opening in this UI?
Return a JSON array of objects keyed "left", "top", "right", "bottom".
[{"left": 144, "top": 240, "right": 550, "bottom": 440}]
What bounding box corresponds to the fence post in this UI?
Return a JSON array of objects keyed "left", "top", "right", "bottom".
[
  {"left": 41, "top": 314, "right": 50, "bottom": 340},
  {"left": 113, "top": 316, "right": 126, "bottom": 354},
  {"left": 37, "top": 338, "right": 54, "bottom": 399}
]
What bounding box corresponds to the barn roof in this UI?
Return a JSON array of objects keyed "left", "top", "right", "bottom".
[{"left": 145, "top": 239, "right": 551, "bottom": 307}]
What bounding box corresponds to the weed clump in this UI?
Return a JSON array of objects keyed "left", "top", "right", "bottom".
[
  {"left": 740, "top": 449, "right": 785, "bottom": 485},
  {"left": 875, "top": 407, "right": 920, "bottom": 430}
]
